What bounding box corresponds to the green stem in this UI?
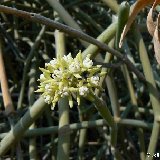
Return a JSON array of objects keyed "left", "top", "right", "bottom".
[
  {"left": 133, "top": 26, "right": 160, "bottom": 160},
  {"left": 146, "top": 121, "right": 160, "bottom": 160},
  {"left": 115, "top": 1, "right": 130, "bottom": 50},
  {"left": 0, "top": 118, "right": 153, "bottom": 140},
  {"left": 57, "top": 97, "right": 70, "bottom": 160},
  {"left": 82, "top": 22, "right": 117, "bottom": 58},
  {"left": 86, "top": 91, "right": 116, "bottom": 149},
  {"left": 87, "top": 92, "right": 114, "bottom": 127},
  {"left": 122, "top": 64, "right": 146, "bottom": 159},
  {"left": 73, "top": 7, "right": 103, "bottom": 33},
  {"left": 115, "top": 3, "right": 145, "bottom": 157},
  {"left": 111, "top": 3, "right": 129, "bottom": 156},
  {"left": 77, "top": 100, "right": 87, "bottom": 160},
  {"left": 101, "top": 0, "right": 119, "bottom": 13},
  {"left": 55, "top": 30, "right": 70, "bottom": 160},
  {"left": 106, "top": 73, "right": 120, "bottom": 118},
  {"left": 17, "top": 26, "right": 46, "bottom": 109},
  {"left": 45, "top": 0, "right": 89, "bottom": 47},
  {"left": 28, "top": 56, "right": 38, "bottom": 159},
  {"left": 44, "top": 107, "right": 56, "bottom": 160},
  {"left": 0, "top": 97, "right": 47, "bottom": 156}
]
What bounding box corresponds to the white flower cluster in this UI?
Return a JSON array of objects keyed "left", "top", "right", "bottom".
[{"left": 36, "top": 51, "right": 105, "bottom": 109}]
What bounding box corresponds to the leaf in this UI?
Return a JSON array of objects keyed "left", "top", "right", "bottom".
[
  {"left": 146, "top": 0, "right": 160, "bottom": 64},
  {"left": 119, "top": 0, "right": 160, "bottom": 64},
  {"left": 147, "top": 4, "right": 156, "bottom": 36},
  {"left": 119, "top": 0, "right": 155, "bottom": 47},
  {"left": 153, "top": 14, "right": 160, "bottom": 64},
  {"left": 115, "top": 1, "right": 130, "bottom": 49},
  {"left": 147, "top": 0, "right": 160, "bottom": 36}
]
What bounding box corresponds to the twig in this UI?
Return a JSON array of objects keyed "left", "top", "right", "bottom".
[
  {"left": 0, "top": 24, "right": 24, "bottom": 62},
  {"left": 45, "top": 0, "right": 89, "bottom": 47},
  {"left": 55, "top": 29, "right": 70, "bottom": 160},
  {"left": 17, "top": 26, "right": 46, "bottom": 109},
  {"left": 0, "top": 38, "right": 14, "bottom": 115},
  {"left": 0, "top": 5, "right": 145, "bottom": 81},
  {"left": 101, "top": 0, "right": 119, "bottom": 13},
  {"left": 94, "top": 61, "right": 123, "bottom": 68},
  {"left": 134, "top": 26, "right": 160, "bottom": 160},
  {"left": 0, "top": 118, "right": 153, "bottom": 139},
  {"left": 28, "top": 57, "right": 38, "bottom": 159},
  {"left": 0, "top": 38, "right": 23, "bottom": 159},
  {"left": 0, "top": 97, "right": 47, "bottom": 156},
  {"left": 82, "top": 22, "right": 117, "bottom": 58}
]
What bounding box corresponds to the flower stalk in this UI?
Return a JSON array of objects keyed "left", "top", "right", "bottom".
[
  {"left": 55, "top": 29, "right": 70, "bottom": 160},
  {"left": 86, "top": 91, "right": 116, "bottom": 148}
]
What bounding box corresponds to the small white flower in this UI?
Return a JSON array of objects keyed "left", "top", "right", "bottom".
[
  {"left": 44, "top": 95, "right": 52, "bottom": 103},
  {"left": 50, "top": 58, "right": 57, "bottom": 66},
  {"left": 83, "top": 57, "right": 93, "bottom": 68},
  {"left": 59, "top": 87, "right": 69, "bottom": 97},
  {"left": 52, "top": 74, "right": 56, "bottom": 79},
  {"left": 91, "top": 76, "right": 100, "bottom": 85},
  {"left": 79, "top": 86, "right": 89, "bottom": 96},
  {"left": 40, "top": 74, "right": 45, "bottom": 80},
  {"left": 63, "top": 53, "right": 73, "bottom": 62},
  {"left": 62, "top": 92, "right": 69, "bottom": 96},
  {"left": 54, "top": 69, "right": 63, "bottom": 78},
  {"left": 45, "top": 83, "right": 52, "bottom": 92},
  {"left": 69, "top": 62, "right": 80, "bottom": 73},
  {"left": 45, "top": 63, "right": 49, "bottom": 67},
  {"left": 45, "top": 84, "right": 50, "bottom": 90}
]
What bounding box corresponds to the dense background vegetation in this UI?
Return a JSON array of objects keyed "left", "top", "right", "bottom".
[{"left": 0, "top": 0, "right": 159, "bottom": 159}]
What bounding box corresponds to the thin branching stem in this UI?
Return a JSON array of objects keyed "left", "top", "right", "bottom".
[
  {"left": 55, "top": 29, "right": 70, "bottom": 160},
  {"left": 17, "top": 26, "right": 45, "bottom": 109},
  {"left": 0, "top": 118, "right": 153, "bottom": 139},
  {"left": 0, "top": 5, "right": 145, "bottom": 81},
  {"left": 0, "top": 97, "right": 47, "bottom": 156},
  {"left": 134, "top": 26, "right": 160, "bottom": 160}
]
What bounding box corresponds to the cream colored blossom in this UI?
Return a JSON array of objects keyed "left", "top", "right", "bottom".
[
  {"left": 79, "top": 86, "right": 89, "bottom": 96},
  {"left": 69, "top": 61, "right": 80, "bottom": 73},
  {"left": 40, "top": 74, "right": 45, "bottom": 80},
  {"left": 63, "top": 53, "right": 73, "bottom": 62},
  {"left": 83, "top": 56, "right": 93, "bottom": 68},
  {"left": 90, "top": 76, "right": 100, "bottom": 85},
  {"left": 44, "top": 95, "right": 52, "bottom": 104},
  {"left": 36, "top": 51, "right": 105, "bottom": 109}
]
